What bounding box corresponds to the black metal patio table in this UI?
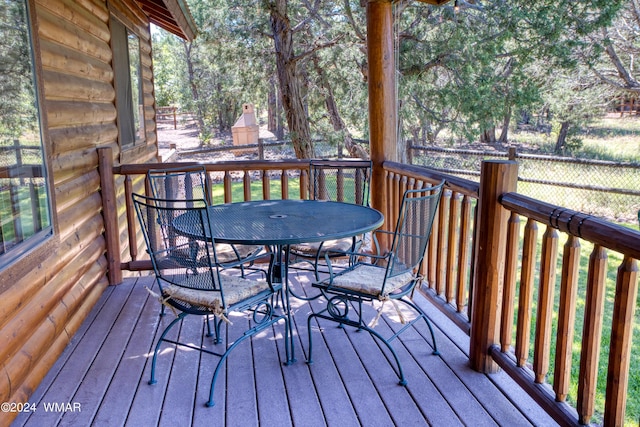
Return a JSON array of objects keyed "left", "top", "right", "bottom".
[{"left": 173, "top": 199, "right": 384, "bottom": 364}]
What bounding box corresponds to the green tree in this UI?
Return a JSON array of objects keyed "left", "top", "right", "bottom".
[
  {"left": 0, "top": 0, "right": 36, "bottom": 138},
  {"left": 586, "top": 1, "right": 640, "bottom": 93},
  {"left": 395, "top": 0, "right": 623, "bottom": 145},
  {"left": 541, "top": 66, "right": 612, "bottom": 154}
]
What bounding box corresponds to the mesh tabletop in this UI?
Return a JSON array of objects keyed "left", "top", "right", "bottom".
[{"left": 174, "top": 199, "right": 384, "bottom": 246}]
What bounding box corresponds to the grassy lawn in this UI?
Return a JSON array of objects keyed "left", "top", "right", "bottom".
[
  {"left": 210, "top": 177, "right": 302, "bottom": 204},
  {"left": 511, "top": 115, "right": 640, "bottom": 163}
]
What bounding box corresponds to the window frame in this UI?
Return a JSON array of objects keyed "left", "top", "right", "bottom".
[
  {"left": 0, "top": 0, "right": 56, "bottom": 273},
  {"left": 110, "top": 14, "right": 145, "bottom": 154}
]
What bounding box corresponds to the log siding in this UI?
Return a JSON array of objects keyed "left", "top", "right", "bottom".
[{"left": 0, "top": 1, "right": 169, "bottom": 425}]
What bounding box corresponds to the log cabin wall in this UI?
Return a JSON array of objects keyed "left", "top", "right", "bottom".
[
  {"left": 0, "top": 0, "right": 159, "bottom": 425},
  {"left": 106, "top": 0, "right": 158, "bottom": 266}
]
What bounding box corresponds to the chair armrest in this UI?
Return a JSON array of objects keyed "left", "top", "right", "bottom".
[
  {"left": 321, "top": 247, "right": 391, "bottom": 283},
  {"left": 371, "top": 229, "right": 394, "bottom": 257},
  {"left": 322, "top": 228, "right": 395, "bottom": 263}
]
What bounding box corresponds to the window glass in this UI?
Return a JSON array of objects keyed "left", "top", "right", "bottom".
[
  {"left": 0, "top": 0, "right": 52, "bottom": 265},
  {"left": 112, "top": 17, "right": 144, "bottom": 147},
  {"left": 127, "top": 30, "right": 144, "bottom": 141}
]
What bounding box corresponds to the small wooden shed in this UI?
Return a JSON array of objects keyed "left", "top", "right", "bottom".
[{"left": 0, "top": 1, "right": 195, "bottom": 424}]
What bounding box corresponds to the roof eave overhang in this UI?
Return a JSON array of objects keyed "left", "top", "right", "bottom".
[{"left": 137, "top": 0, "right": 197, "bottom": 41}]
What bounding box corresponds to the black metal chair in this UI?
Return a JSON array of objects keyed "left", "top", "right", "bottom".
[
  {"left": 290, "top": 159, "right": 372, "bottom": 280},
  {"left": 132, "top": 194, "right": 289, "bottom": 407},
  {"left": 147, "top": 165, "right": 264, "bottom": 266},
  {"left": 307, "top": 181, "right": 445, "bottom": 386}
]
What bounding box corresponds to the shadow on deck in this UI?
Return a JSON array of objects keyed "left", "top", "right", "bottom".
[{"left": 12, "top": 270, "right": 556, "bottom": 426}]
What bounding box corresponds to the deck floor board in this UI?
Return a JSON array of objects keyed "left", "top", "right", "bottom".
[{"left": 12, "top": 272, "right": 557, "bottom": 427}]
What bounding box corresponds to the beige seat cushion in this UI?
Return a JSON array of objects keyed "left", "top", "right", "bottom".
[
  {"left": 328, "top": 264, "right": 415, "bottom": 297},
  {"left": 214, "top": 244, "right": 263, "bottom": 263},
  {"left": 290, "top": 238, "right": 355, "bottom": 256},
  {"left": 163, "top": 274, "right": 270, "bottom": 314}
]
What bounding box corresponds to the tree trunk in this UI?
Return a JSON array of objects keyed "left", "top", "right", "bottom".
[
  {"left": 555, "top": 121, "right": 570, "bottom": 153},
  {"left": 480, "top": 127, "right": 497, "bottom": 144},
  {"left": 498, "top": 107, "right": 511, "bottom": 143},
  {"left": 268, "top": 76, "right": 277, "bottom": 134},
  {"left": 268, "top": 75, "right": 285, "bottom": 140},
  {"left": 312, "top": 54, "right": 368, "bottom": 159},
  {"left": 182, "top": 41, "right": 205, "bottom": 139},
  {"left": 268, "top": 0, "right": 314, "bottom": 158}
]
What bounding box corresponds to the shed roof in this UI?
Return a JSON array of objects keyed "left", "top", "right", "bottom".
[{"left": 136, "top": 0, "right": 197, "bottom": 41}]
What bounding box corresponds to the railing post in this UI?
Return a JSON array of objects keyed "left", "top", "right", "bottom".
[
  {"left": 98, "top": 147, "right": 122, "bottom": 285},
  {"left": 258, "top": 138, "right": 264, "bottom": 160},
  {"left": 469, "top": 160, "right": 518, "bottom": 373},
  {"left": 172, "top": 106, "right": 177, "bottom": 129}
]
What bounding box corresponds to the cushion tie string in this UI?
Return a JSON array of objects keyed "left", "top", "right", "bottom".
[
  {"left": 368, "top": 295, "right": 406, "bottom": 328},
  {"left": 145, "top": 286, "right": 232, "bottom": 325},
  {"left": 145, "top": 286, "right": 179, "bottom": 317},
  {"left": 211, "top": 299, "right": 232, "bottom": 325}
]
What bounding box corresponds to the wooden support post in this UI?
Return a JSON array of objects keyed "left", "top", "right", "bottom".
[
  {"left": 367, "top": 0, "right": 396, "bottom": 228},
  {"left": 97, "top": 147, "right": 122, "bottom": 285},
  {"left": 172, "top": 106, "right": 177, "bottom": 129},
  {"left": 258, "top": 138, "right": 265, "bottom": 160},
  {"left": 469, "top": 160, "right": 518, "bottom": 373}
]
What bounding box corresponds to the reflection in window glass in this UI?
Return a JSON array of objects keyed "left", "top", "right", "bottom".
[
  {"left": 0, "top": 0, "right": 51, "bottom": 264},
  {"left": 127, "top": 30, "right": 144, "bottom": 141},
  {"left": 112, "top": 17, "right": 144, "bottom": 146}
]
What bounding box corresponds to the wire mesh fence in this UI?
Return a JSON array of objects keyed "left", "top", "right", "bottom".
[
  {"left": 176, "top": 137, "right": 640, "bottom": 224},
  {"left": 411, "top": 145, "right": 640, "bottom": 224}
]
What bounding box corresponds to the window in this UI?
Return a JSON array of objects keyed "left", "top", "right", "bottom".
[
  {"left": 0, "top": 0, "right": 52, "bottom": 267},
  {"left": 111, "top": 17, "right": 144, "bottom": 147}
]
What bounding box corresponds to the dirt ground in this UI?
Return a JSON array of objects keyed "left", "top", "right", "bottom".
[{"left": 156, "top": 122, "right": 285, "bottom": 163}]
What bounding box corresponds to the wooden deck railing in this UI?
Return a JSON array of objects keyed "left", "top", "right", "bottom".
[
  {"left": 98, "top": 149, "right": 639, "bottom": 426},
  {"left": 381, "top": 161, "right": 479, "bottom": 333},
  {"left": 471, "top": 161, "right": 640, "bottom": 426},
  {"left": 493, "top": 191, "right": 639, "bottom": 426}
]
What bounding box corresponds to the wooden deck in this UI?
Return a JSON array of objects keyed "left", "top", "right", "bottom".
[{"left": 12, "top": 270, "right": 557, "bottom": 426}]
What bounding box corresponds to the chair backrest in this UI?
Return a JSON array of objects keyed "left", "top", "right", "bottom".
[
  {"left": 132, "top": 194, "right": 224, "bottom": 307},
  {"left": 385, "top": 181, "right": 445, "bottom": 281},
  {"left": 309, "top": 159, "right": 371, "bottom": 205},
  {"left": 147, "top": 165, "right": 211, "bottom": 205}
]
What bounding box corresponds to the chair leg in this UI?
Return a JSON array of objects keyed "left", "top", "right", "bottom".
[
  {"left": 205, "top": 315, "right": 213, "bottom": 337},
  {"left": 149, "top": 313, "right": 186, "bottom": 385},
  {"left": 214, "top": 318, "right": 224, "bottom": 344},
  {"left": 306, "top": 314, "right": 315, "bottom": 365},
  {"left": 206, "top": 332, "right": 253, "bottom": 407},
  {"left": 397, "top": 297, "right": 439, "bottom": 355},
  {"left": 362, "top": 324, "right": 407, "bottom": 386},
  {"left": 207, "top": 314, "right": 288, "bottom": 407},
  {"left": 206, "top": 315, "right": 223, "bottom": 343},
  {"left": 308, "top": 309, "right": 408, "bottom": 385}
]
